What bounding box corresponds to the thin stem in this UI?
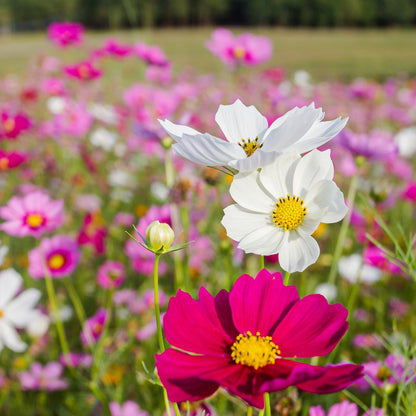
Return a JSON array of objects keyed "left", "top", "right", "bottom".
[
  {"left": 328, "top": 173, "right": 359, "bottom": 286},
  {"left": 284, "top": 271, "right": 290, "bottom": 286},
  {"left": 44, "top": 273, "right": 71, "bottom": 363},
  {"left": 247, "top": 406, "right": 253, "bottom": 416},
  {"left": 264, "top": 393, "right": 271, "bottom": 416},
  {"left": 259, "top": 255, "right": 265, "bottom": 270},
  {"left": 163, "top": 389, "right": 173, "bottom": 416},
  {"left": 153, "top": 254, "right": 165, "bottom": 352},
  {"left": 63, "top": 278, "right": 87, "bottom": 327}
]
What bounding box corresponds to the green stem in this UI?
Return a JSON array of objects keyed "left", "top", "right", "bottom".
[
  {"left": 63, "top": 278, "right": 87, "bottom": 328},
  {"left": 247, "top": 406, "right": 253, "bottom": 416},
  {"left": 284, "top": 271, "right": 290, "bottom": 286},
  {"left": 44, "top": 273, "right": 71, "bottom": 363},
  {"left": 259, "top": 255, "right": 265, "bottom": 270},
  {"left": 163, "top": 389, "right": 173, "bottom": 416},
  {"left": 153, "top": 254, "right": 165, "bottom": 352},
  {"left": 328, "top": 173, "right": 359, "bottom": 286},
  {"left": 180, "top": 205, "right": 190, "bottom": 291},
  {"left": 89, "top": 381, "right": 112, "bottom": 416},
  {"left": 264, "top": 392, "right": 271, "bottom": 416}
]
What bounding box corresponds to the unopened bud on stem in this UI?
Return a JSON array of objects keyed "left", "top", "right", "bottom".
[{"left": 145, "top": 221, "right": 175, "bottom": 252}]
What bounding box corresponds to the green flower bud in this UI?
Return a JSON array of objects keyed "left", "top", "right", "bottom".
[{"left": 145, "top": 221, "right": 175, "bottom": 252}]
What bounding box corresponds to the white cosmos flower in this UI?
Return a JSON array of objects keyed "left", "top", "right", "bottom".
[
  {"left": 0, "top": 268, "right": 41, "bottom": 352},
  {"left": 159, "top": 99, "right": 348, "bottom": 172},
  {"left": 221, "top": 149, "right": 348, "bottom": 273}
]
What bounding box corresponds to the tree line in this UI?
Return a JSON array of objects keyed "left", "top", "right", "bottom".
[{"left": 2, "top": 0, "right": 416, "bottom": 30}]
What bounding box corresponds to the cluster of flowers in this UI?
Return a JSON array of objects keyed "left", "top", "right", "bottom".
[{"left": 0, "top": 21, "right": 414, "bottom": 415}]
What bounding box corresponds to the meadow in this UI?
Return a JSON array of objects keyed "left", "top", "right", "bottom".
[{"left": 0, "top": 24, "right": 415, "bottom": 416}]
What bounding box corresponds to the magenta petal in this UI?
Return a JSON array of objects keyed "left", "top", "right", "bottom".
[
  {"left": 230, "top": 269, "right": 299, "bottom": 336},
  {"left": 163, "top": 288, "right": 234, "bottom": 355},
  {"left": 155, "top": 349, "right": 224, "bottom": 402},
  {"left": 256, "top": 359, "right": 327, "bottom": 394},
  {"left": 296, "top": 363, "right": 364, "bottom": 394},
  {"left": 273, "top": 294, "right": 348, "bottom": 357}
]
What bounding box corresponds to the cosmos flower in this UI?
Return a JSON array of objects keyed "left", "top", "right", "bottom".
[
  {"left": 19, "top": 362, "right": 68, "bottom": 390},
  {"left": 80, "top": 308, "right": 108, "bottom": 346},
  {"left": 156, "top": 269, "right": 363, "bottom": 409},
  {"left": 97, "top": 261, "right": 125, "bottom": 289},
  {"left": 134, "top": 42, "right": 169, "bottom": 66},
  {"left": 309, "top": 400, "right": 358, "bottom": 416},
  {"left": 0, "top": 111, "right": 31, "bottom": 140},
  {"left": 64, "top": 61, "right": 102, "bottom": 81},
  {"left": 221, "top": 150, "right": 348, "bottom": 272},
  {"left": 0, "top": 191, "right": 64, "bottom": 238},
  {"left": 0, "top": 150, "right": 27, "bottom": 171},
  {"left": 205, "top": 28, "right": 272, "bottom": 69},
  {"left": 0, "top": 267, "right": 41, "bottom": 352},
  {"left": 109, "top": 401, "right": 149, "bottom": 416},
  {"left": 28, "top": 235, "right": 81, "bottom": 279},
  {"left": 159, "top": 100, "right": 347, "bottom": 172},
  {"left": 47, "top": 22, "right": 84, "bottom": 47}
]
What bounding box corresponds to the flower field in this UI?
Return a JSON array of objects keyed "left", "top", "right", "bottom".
[{"left": 0, "top": 25, "right": 415, "bottom": 416}]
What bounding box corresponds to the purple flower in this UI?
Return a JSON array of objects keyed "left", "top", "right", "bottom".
[
  {"left": 19, "top": 362, "right": 68, "bottom": 390},
  {"left": 81, "top": 308, "right": 108, "bottom": 346},
  {"left": 28, "top": 235, "right": 81, "bottom": 279},
  {"left": 0, "top": 191, "right": 64, "bottom": 238}
]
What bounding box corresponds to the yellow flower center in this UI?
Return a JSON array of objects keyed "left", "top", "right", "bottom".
[
  {"left": 238, "top": 137, "right": 262, "bottom": 157},
  {"left": 26, "top": 213, "right": 44, "bottom": 228},
  {"left": 377, "top": 366, "right": 392, "bottom": 381},
  {"left": 272, "top": 194, "right": 307, "bottom": 231},
  {"left": 0, "top": 309, "right": 3, "bottom": 318},
  {"left": 231, "top": 331, "right": 280, "bottom": 370},
  {"left": 48, "top": 254, "right": 65, "bottom": 270},
  {"left": 233, "top": 46, "right": 246, "bottom": 59},
  {"left": 0, "top": 157, "right": 9, "bottom": 170},
  {"left": 3, "top": 118, "right": 15, "bottom": 133}
]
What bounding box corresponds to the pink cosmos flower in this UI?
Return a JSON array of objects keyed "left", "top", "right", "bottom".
[
  {"left": 77, "top": 212, "right": 107, "bottom": 255},
  {"left": 205, "top": 28, "right": 272, "bottom": 69},
  {"left": 0, "top": 150, "right": 27, "bottom": 171},
  {"left": 97, "top": 261, "right": 125, "bottom": 289},
  {"left": 60, "top": 352, "right": 93, "bottom": 368},
  {"left": 64, "top": 61, "right": 102, "bottom": 81},
  {"left": 0, "top": 191, "right": 64, "bottom": 238},
  {"left": 0, "top": 111, "right": 31, "bottom": 139},
  {"left": 81, "top": 308, "right": 108, "bottom": 346},
  {"left": 52, "top": 100, "right": 92, "bottom": 138},
  {"left": 156, "top": 269, "right": 363, "bottom": 408},
  {"left": 47, "top": 22, "right": 84, "bottom": 47},
  {"left": 28, "top": 235, "right": 81, "bottom": 279},
  {"left": 19, "top": 361, "right": 68, "bottom": 390},
  {"left": 309, "top": 400, "right": 358, "bottom": 416},
  {"left": 100, "top": 38, "right": 132, "bottom": 58},
  {"left": 109, "top": 401, "right": 148, "bottom": 416},
  {"left": 134, "top": 42, "right": 169, "bottom": 66},
  {"left": 41, "top": 77, "right": 66, "bottom": 95},
  {"left": 363, "top": 246, "right": 402, "bottom": 275}
]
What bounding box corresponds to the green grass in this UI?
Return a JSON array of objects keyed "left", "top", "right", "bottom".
[{"left": 1, "top": 27, "right": 416, "bottom": 81}]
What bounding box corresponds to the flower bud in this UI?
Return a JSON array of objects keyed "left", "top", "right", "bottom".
[{"left": 145, "top": 221, "right": 175, "bottom": 252}]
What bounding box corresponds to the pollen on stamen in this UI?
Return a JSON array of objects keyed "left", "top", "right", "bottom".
[
  {"left": 238, "top": 136, "right": 263, "bottom": 157},
  {"left": 272, "top": 194, "right": 307, "bottom": 231}
]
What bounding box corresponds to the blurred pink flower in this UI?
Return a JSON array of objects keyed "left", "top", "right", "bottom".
[
  {"left": 47, "top": 22, "right": 84, "bottom": 47},
  {"left": 64, "top": 61, "right": 102, "bottom": 81},
  {"left": 0, "top": 111, "right": 31, "bottom": 140},
  {"left": 134, "top": 42, "right": 169, "bottom": 66},
  {"left": 60, "top": 352, "right": 93, "bottom": 368},
  {"left": 77, "top": 212, "right": 107, "bottom": 255},
  {"left": 109, "top": 401, "right": 148, "bottom": 416},
  {"left": 206, "top": 28, "right": 272, "bottom": 69},
  {"left": 0, "top": 191, "right": 64, "bottom": 238},
  {"left": 19, "top": 362, "right": 68, "bottom": 390},
  {"left": 0, "top": 150, "right": 27, "bottom": 171},
  {"left": 100, "top": 38, "right": 132, "bottom": 58},
  {"left": 97, "top": 260, "right": 125, "bottom": 289},
  {"left": 81, "top": 308, "right": 108, "bottom": 346},
  {"left": 309, "top": 400, "right": 358, "bottom": 416},
  {"left": 28, "top": 235, "right": 81, "bottom": 279}
]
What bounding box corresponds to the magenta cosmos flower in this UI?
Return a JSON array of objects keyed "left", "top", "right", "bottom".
[
  {"left": 0, "top": 191, "right": 64, "bottom": 238},
  {"left": 19, "top": 361, "right": 68, "bottom": 391},
  {"left": 47, "top": 22, "right": 84, "bottom": 47},
  {"left": 156, "top": 269, "right": 363, "bottom": 408},
  {"left": 97, "top": 260, "right": 125, "bottom": 289},
  {"left": 28, "top": 235, "right": 80, "bottom": 279}
]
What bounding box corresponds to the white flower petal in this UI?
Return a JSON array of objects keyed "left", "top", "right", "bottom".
[
  {"left": 278, "top": 231, "right": 320, "bottom": 273},
  {"left": 287, "top": 117, "right": 348, "bottom": 154},
  {"left": 292, "top": 149, "right": 334, "bottom": 196},
  {"left": 221, "top": 205, "right": 270, "bottom": 241},
  {"left": 0, "top": 321, "right": 27, "bottom": 352},
  {"left": 259, "top": 153, "right": 300, "bottom": 198},
  {"left": 0, "top": 245, "right": 8, "bottom": 267},
  {"left": 229, "top": 149, "right": 281, "bottom": 172},
  {"left": 5, "top": 289, "right": 41, "bottom": 328},
  {"left": 338, "top": 254, "right": 382, "bottom": 284},
  {"left": 215, "top": 99, "right": 268, "bottom": 144},
  {"left": 230, "top": 170, "right": 275, "bottom": 213},
  {"left": 158, "top": 119, "right": 202, "bottom": 142},
  {"left": 305, "top": 180, "right": 348, "bottom": 223},
  {"left": 172, "top": 133, "right": 244, "bottom": 166},
  {"left": 0, "top": 269, "right": 22, "bottom": 308},
  {"left": 261, "top": 104, "right": 324, "bottom": 152},
  {"left": 238, "top": 225, "right": 286, "bottom": 256}
]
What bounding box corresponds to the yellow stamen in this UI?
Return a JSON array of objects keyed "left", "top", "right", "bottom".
[
  {"left": 48, "top": 254, "right": 65, "bottom": 270},
  {"left": 231, "top": 331, "right": 280, "bottom": 370},
  {"left": 233, "top": 46, "right": 246, "bottom": 59},
  {"left": 26, "top": 213, "right": 44, "bottom": 228},
  {"left": 272, "top": 194, "right": 307, "bottom": 231},
  {"left": 238, "top": 137, "right": 262, "bottom": 157},
  {"left": 3, "top": 118, "right": 15, "bottom": 133},
  {"left": 0, "top": 158, "right": 9, "bottom": 170},
  {"left": 0, "top": 309, "right": 3, "bottom": 318}
]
